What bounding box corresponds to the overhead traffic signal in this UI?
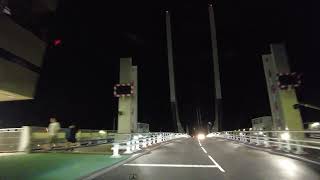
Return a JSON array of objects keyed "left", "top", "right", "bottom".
[
  {"left": 113, "top": 83, "right": 134, "bottom": 97},
  {"left": 276, "top": 72, "right": 302, "bottom": 90}
]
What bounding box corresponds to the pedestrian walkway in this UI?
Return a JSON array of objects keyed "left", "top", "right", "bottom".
[{"left": 0, "top": 153, "right": 129, "bottom": 179}]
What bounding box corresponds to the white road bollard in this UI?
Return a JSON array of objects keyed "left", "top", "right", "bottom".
[
  {"left": 124, "top": 141, "right": 132, "bottom": 154},
  {"left": 157, "top": 134, "right": 162, "bottom": 143},
  {"left": 241, "top": 134, "right": 244, "bottom": 142},
  {"left": 131, "top": 139, "right": 136, "bottom": 152},
  {"left": 142, "top": 138, "right": 147, "bottom": 148},
  {"left": 264, "top": 136, "right": 270, "bottom": 148},
  {"left": 134, "top": 136, "right": 141, "bottom": 151},
  {"left": 276, "top": 136, "right": 283, "bottom": 151},
  {"left": 284, "top": 140, "right": 291, "bottom": 152},
  {"left": 152, "top": 136, "right": 156, "bottom": 144},
  {"left": 111, "top": 143, "right": 121, "bottom": 158},
  {"left": 256, "top": 136, "right": 261, "bottom": 145},
  {"left": 294, "top": 142, "right": 305, "bottom": 154},
  {"left": 249, "top": 134, "right": 253, "bottom": 144},
  {"left": 148, "top": 137, "right": 152, "bottom": 146}
]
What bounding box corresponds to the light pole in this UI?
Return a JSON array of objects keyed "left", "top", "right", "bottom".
[
  {"left": 165, "top": 11, "right": 184, "bottom": 133},
  {"left": 209, "top": 4, "right": 222, "bottom": 132}
]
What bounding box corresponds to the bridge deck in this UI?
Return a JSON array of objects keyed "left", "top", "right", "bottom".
[{"left": 97, "top": 137, "right": 320, "bottom": 180}]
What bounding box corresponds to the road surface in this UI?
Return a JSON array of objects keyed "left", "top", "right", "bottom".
[{"left": 96, "top": 137, "right": 320, "bottom": 180}]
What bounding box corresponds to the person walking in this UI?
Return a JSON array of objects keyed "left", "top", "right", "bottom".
[
  {"left": 65, "top": 124, "right": 78, "bottom": 149},
  {"left": 48, "top": 117, "right": 61, "bottom": 149}
]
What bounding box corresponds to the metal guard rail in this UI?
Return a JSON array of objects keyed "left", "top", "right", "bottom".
[
  {"left": 111, "top": 133, "right": 189, "bottom": 158},
  {"left": 215, "top": 130, "right": 320, "bottom": 154}
]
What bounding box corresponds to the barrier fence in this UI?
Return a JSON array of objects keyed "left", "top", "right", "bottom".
[
  {"left": 0, "top": 128, "right": 23, "bottom": 152},
  {"left": 0, "top": 126, "right": 188, "bottom": 154},
  {"left": 111, "top": 133, "right": 189, "bottom": 158},
  {"left": 213, "top": 130, "right": 320, "bottom": 154}
]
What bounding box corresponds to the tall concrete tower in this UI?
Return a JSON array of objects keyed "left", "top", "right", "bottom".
[
  {"left": 165, "top": 11, "right": 184, "bottom": 133},
  {"left": 117, "top": 58, "right": 138, "bottom": 133},
  {"left": 262, "top": 43, "right": 303, "bottom": 131},
  {"left": 209, "top": 4, "right": 222, "bottom": 131}
]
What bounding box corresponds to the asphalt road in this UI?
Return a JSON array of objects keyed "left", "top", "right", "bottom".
[{"left": 96, "top": 137, "right": 320, "bottom": 180}]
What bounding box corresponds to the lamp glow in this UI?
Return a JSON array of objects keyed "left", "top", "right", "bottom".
[
  {"left": 197, "top": 133, "right": 205, "bottom": 140},
  {"left": 280, "top": 132, "right": 290, "bottom": 141}
]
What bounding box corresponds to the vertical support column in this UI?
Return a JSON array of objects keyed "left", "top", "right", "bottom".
[
  {"left": 165, "top": 11, "right": 184, "bottom": 133},
  {"left": 18, "top": 126, "right": 31, "bottom": 153},
  {"left": 117, "top": 58, "right": 138, "bottom": 134},
  {"left": 131, "top": 66, "right": 138, "bottom": 133},
  {"left": 262, "top": 44, "right": 304, "bottom": 132},
  {"left": 118, "top": 58, "right": 133, "bottom": 134},
  {"left": 209, "top": 4, "right": 223, "bottom": 132}
]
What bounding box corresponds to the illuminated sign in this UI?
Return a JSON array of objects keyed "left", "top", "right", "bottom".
[
  {"left": 277, "top": 72, "right": 302, "bottom": 89},
  {"left": 113, "top": 83, "right": 134, "bottom": 97}
]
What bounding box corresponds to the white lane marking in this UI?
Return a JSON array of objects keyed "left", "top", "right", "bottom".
[
  {"left": 208, "top": 155, "right": 225, "bottom": 173},
  {"left": 124, "top": 164, "right": 217, "bottom": 168},
  {"left": 197, "top": 138, "right": 226, "bottom": 173},
  {"left": 201, "top": 147, "right": 208, "bottom": 154}
]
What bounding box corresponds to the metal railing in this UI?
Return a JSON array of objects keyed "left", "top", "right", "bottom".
[
  {"left": 30, "top": 127, "right": 117, "bottom": 150},
  {"left": 0, "top": 126, "right": 189, "bottom": 154},
  {"left": 213, "top": 130, "right": 320, "bottom": 154},
  {"left": 0, "top": 128, "right": 23, "bottom": 152},
  {"left": 111, "top": 133, "right": 189, "bottom": 158}
]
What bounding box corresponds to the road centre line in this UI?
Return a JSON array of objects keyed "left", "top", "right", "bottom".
[
  {"left": 124, "top": 164, "right": 218, "bottom": 168},
  {"left": 201, "top": 147, "right": 208, "bottom": 154},
  {"left": 197, "top": 139, "right": 226, "bottom": 173}
]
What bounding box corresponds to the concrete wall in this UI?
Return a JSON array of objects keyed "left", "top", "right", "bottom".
[{"left": 0, "top": 15, "right": 45, "bottom": 101}]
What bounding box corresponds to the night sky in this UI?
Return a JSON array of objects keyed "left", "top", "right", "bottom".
[{"left": 0, "top": 0, "right": 319, "bottom": 131}]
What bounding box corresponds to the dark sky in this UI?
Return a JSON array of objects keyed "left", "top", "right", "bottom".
[{"left": 0, "top": 0, "right": 319, "bottom": 131}]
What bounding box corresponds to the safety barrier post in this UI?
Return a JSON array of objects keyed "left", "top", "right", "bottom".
[
  {"left": 256, "top": 135, "right": 261, "bottom": 145},
  {"left": 157, "top": 134, "right": 162, "bottom": 143},
  {"left": 152, "top": 136, "right": 156, "bottom": 144},
  {"left": 293, "top": 133, "right": 304, "bottom": 154},
  {"left": 264, "top": 135, "right": 270, "bottom": 148},
  {"left": 276, "top": 135, "right": 283, "bottom": 151},
  {"left": 111, "top": 143, "right": 121, "bottom": 158},
  {"left": 148, "top": 137, "right": 152, "bottom": 146},
  {"left": 18, "top": 126, "right": 31, "bottom": 153},
  {"left": 142, "top": 138, "right": 147, "bottom": 148},
  {"left": 249, "top": 133, "right": 253, "bottom": 144},
  {"left": 284, "top": 139, "right": 291, "bottom": 152},
  {"left": 294, "top": 141, "right": 304, "bottom": 154},
  {"left": 124, "top": 141, "right": 132, "bottom": 154},
  {"left": 131, "top": 139, "right": 136, "bottom": 152},
  {"left": 134, "top": 136, "right": 141, "bottom": 151}
]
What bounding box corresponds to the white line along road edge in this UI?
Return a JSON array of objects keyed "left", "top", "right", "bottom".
[{"left": 124, "top": 164, "right": 217, "bottom": 168}]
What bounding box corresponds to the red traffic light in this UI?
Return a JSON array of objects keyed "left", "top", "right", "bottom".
[{"left": 53, "top": 39, "right": 62, "bottom": 46}]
